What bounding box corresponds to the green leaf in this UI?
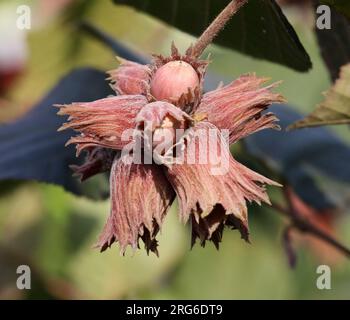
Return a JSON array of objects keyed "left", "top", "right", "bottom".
[
  {"left": 315, "top": 5, "right": 350, "bottom": 81},
  {"left": 289, "top": 63, "right": 350, "bottom": 129},
  {"left": 112, "top": 0, "right": 311, "bottom": 72},
  {"left": 321, "top": 0, "right": 350, "bottom": 20}
]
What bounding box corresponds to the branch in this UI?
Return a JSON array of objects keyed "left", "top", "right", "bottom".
[
  {"left": 282, "top": 225, "right": 297, "bottom": 268},
  {"left": 271, "top": 202, "right": 350, "bottom": 258},
  {"left": 189, "top": 0, "right": 248, "bottom": 58}
]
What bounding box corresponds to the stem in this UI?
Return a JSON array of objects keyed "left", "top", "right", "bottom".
[
  {"left": 190, "top": 0, "right": 248, "bottom": 58},
  {"left": 271, "top": 203, "right": 350, "bottom": 258},
  {"left": 288, "top": 119, "right": 350, "bottom": 131},
  {"left": 282, "top": 225, "right": 297, "bottom": 268}
]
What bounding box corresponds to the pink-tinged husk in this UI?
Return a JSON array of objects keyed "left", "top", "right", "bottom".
[
  {"left": 106, "top": 45, "right": 208, "bottom": 112},
  {"left": 151, "top": 43, "right": 209, "bottom": 112},
  {"left": 190, "top": 205, "right": 250, "bottom": 249},
  {"left": 152, "top": 43, "right": 209, "bottom": 88},
  {"left": 135, "top": 101, "right": 193, "bottom": 129},
  {"left": 96, "top": 154, "right": 175, "bottom": 255},
  {"left": 108, "top": 58, "right": 152, "bottom": 97},
  {"left": 69, "top": 148, "right": 117, "bottom": 181},
  {"left": 135, "top": 101, "right": 193, "bottom": 162},
  {"left": 56, "top": 95, "right": 148, "bottom": 154},
  {"left": 150, "top": 61, "right": 200, "bottom": 103},
  {"left": 195, "top": 74, "right": 285, "bottom": 144},
  {"left": 165, "top": 121, "right": 281, "bottom": 248}
]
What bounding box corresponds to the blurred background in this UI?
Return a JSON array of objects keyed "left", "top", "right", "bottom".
[{"left": 0, "top": 0, "right": 350, "bottom": 299}]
